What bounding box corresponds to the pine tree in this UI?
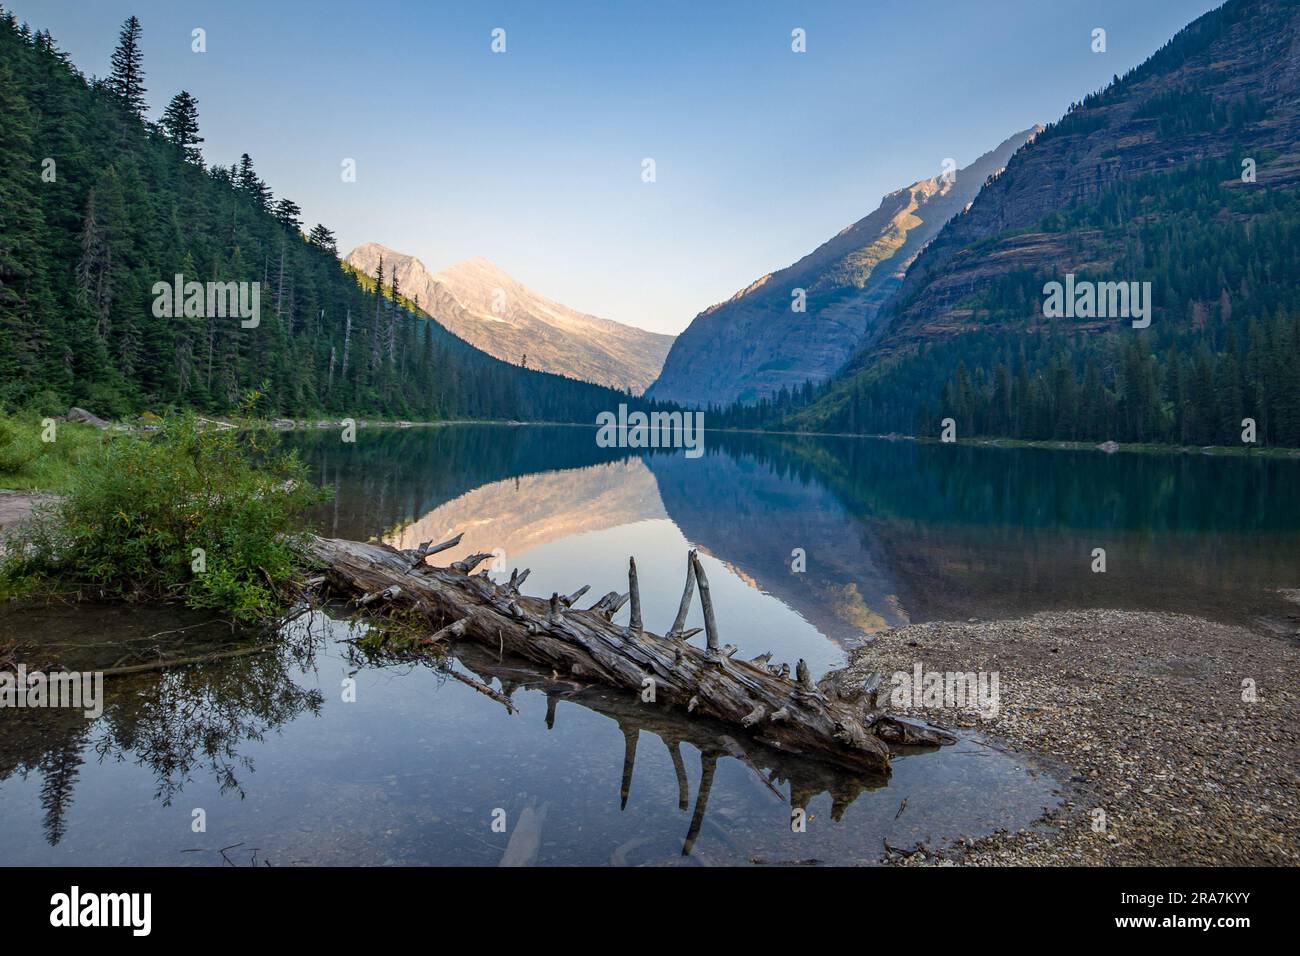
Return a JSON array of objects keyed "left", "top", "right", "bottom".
[
  {"left": 0, "top": 12, "right": 677, "bottom": 424},
  {"left": 369, "top": 257, "right": 384, "bottom": 371},
  {"left": 0, "top": 59, "right": 47, "bottom": 400},
  {"left": 273, "top": 198, "right": 302, "bottom": 231},
  {"left": 160, "top": 90, "right": 203, "bottom": 164},
  {"left": 106, "top": 16, "right": 146, "bottom": 118},
  {"left": 308, "top": 224, "right": 337, "bottom": 254},
  {"left": 387, "top": 269, "right": 400, "bottom": 364},
  {"left": 74, "top": 169, "right": 128, "bottom": 341},
  {"left": 236, "top": 153, "right": 272, "bottom": 211}
]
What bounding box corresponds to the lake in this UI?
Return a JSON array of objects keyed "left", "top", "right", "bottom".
[{"left": 2, "top": 424, "right": 1297, "bottom": 865}]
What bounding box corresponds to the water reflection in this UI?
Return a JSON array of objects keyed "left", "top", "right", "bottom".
[
  {"left": 1, "top": 602, "right": 1057, "bottom": 865},
  {"left": 292, "top": 425, "right": 1300, "bottom": 639},
  {"left": 438, "top": 643, "right": 889, "bottom": 858},
  {"left": 0, "top": 605, "right": 323, "bottom": 848},
  {"left": 4, "top": 425, "right": 1296, "bottom": 864},
  {"left": 386, "top": 458, "right": 665, "bottom": 566}
]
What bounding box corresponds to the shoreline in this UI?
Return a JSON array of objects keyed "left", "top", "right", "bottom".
[
  {"left": 10, "top": 409, "right": 1300, "bottom": 458},
  {"left": 844, "top": 609, "right": 1300, "bottom": 865},
  {"left": 249, "top": 419, "right": 1300, "bottom": 457},
  {"left": 731, "top": 427, "right": 1300, "bottom": 460}
]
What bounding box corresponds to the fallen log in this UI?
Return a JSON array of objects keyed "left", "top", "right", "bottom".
[{"left": 304, "top": 533, "right": 953, "bottom": 774}]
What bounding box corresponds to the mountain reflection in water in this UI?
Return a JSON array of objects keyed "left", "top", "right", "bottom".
[{"left": 298, "top": 425, "right": 1300, "bottom": 642}]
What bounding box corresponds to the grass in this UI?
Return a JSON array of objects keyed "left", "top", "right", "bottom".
[{"left": 0, "top": 415, "right": 112, "bottom": 492}]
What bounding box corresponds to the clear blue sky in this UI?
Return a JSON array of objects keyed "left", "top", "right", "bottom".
[{"left": 12, "top": 0, "right": 1221, "bottom": 334}]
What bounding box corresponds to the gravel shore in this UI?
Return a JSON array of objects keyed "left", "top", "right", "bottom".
[
  {"left": 0, "top": 490, "right": 57, "bottom": 550},
  {"left": 844, "top": 609, "right": 1300, "bottom": 865}
]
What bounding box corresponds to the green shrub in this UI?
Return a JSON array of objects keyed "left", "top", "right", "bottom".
[
  {"left": 1, "top": 413, "right": 328, "bottom": 623},
  {"left": 24, "top": 389, "right": 67, "bottom": 418},
  {"left": 75, "top": 382, "right": 132, "bottom": 419}
]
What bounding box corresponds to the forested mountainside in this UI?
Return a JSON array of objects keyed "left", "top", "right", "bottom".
[
  {"left": 648, "top": 128, "right": 1039, "bottom": 408},
  {"left": 790, "top": 0, "right": 1300, "bottom": 447},
  {"left": 0, "top": 10, "right": 629, "bottom": 421}
]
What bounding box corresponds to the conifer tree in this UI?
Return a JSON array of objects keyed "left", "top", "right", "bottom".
[
  {"left": 273, "top": 198, "right": 302, "bottom": 231},
  {"left": 0, "top": 11, "right": 717, "bottom": 423},
  {"left": 308, "top": 224, "right": 337, "bottom": 254},
  {"left": 160, "top": 90, "right": 203, "bottom": 164},
  {"left": 106, "top": 16, "right": 146, "bottom": 118},
  {"left": 236, "top": 153, "right": 272, "bottom": 210}
]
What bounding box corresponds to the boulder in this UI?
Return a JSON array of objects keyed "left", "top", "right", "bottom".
[{"left": 67, "top": 407, "right": 110, "bottom": 429}]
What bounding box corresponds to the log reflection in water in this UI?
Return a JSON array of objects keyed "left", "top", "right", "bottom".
[{"left": 447, "top": 643, "right": 890, "bottom": 859}]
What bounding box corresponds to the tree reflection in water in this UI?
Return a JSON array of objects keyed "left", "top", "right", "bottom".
[{"left": 0, "top": 612, "right": 325, "bottom": 846}]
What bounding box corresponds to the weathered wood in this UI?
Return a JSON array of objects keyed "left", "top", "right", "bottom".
[
  {"left": 689, "top": 552, "right": 721, "bottom": 659},
  {"left": 452, "top": 552, "right": 493, "bottom": 574},
  {"left": 444, "top": 666, "right": 517, "bottom": 714},
  {"left": 359, "top": 584, "right": 402, "bottom": 606},
  {"left": 560, "top": 584, "right": 590, "bottom": 607},
  {"left": 667, "top": 550, "right": 697, "bottom": 638},
  {"left": 98, "top": 644, "right": 272, "bottom": 677},
  {"left": 627, "top": 558, "right": 642, "bottom": 634},
  {"left": 303, "top": 533, "right": 950, "bottom": 774},
  {"left": 408, "top": 532, "right": 464, "bottom": 569}
]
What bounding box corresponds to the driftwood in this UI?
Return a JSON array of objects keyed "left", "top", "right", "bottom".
[{"left": 305, "top": 532, "right": 955, "bottom": 774}]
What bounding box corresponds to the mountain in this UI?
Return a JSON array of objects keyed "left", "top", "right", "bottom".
[
  {"left": 0, "top": 11, "right": 630, "bottom": 424},
  {"left": 792, "top": 0, "right": 1300, "bottom": 447},
  {"left": 346, "top": 244, "right": 674, "bottom": 394},
  {"left": 646, "top": 128, "right": 1040, "bottom": 408}
]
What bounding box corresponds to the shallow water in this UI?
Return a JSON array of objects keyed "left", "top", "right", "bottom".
[{"left": 4, "top": 425, "right": 1299, "bottom": 864}]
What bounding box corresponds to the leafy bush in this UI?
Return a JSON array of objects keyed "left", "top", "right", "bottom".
[
  {"left": 1, "top": 413, "right": 327, "bottom": 623},
  {"left": 75, "top": 382, "right": 133, "bottom": 419}
]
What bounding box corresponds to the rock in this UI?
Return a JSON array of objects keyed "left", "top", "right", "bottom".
[
  {"left": 0, "top": 490, "right": 60, "bottom": 542},
  {"left": 1097, "top": 441, "right": 1120, "bottom": 453},
  {"left": 66, "top": 407, "right": 110, "bottom": 429}
]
